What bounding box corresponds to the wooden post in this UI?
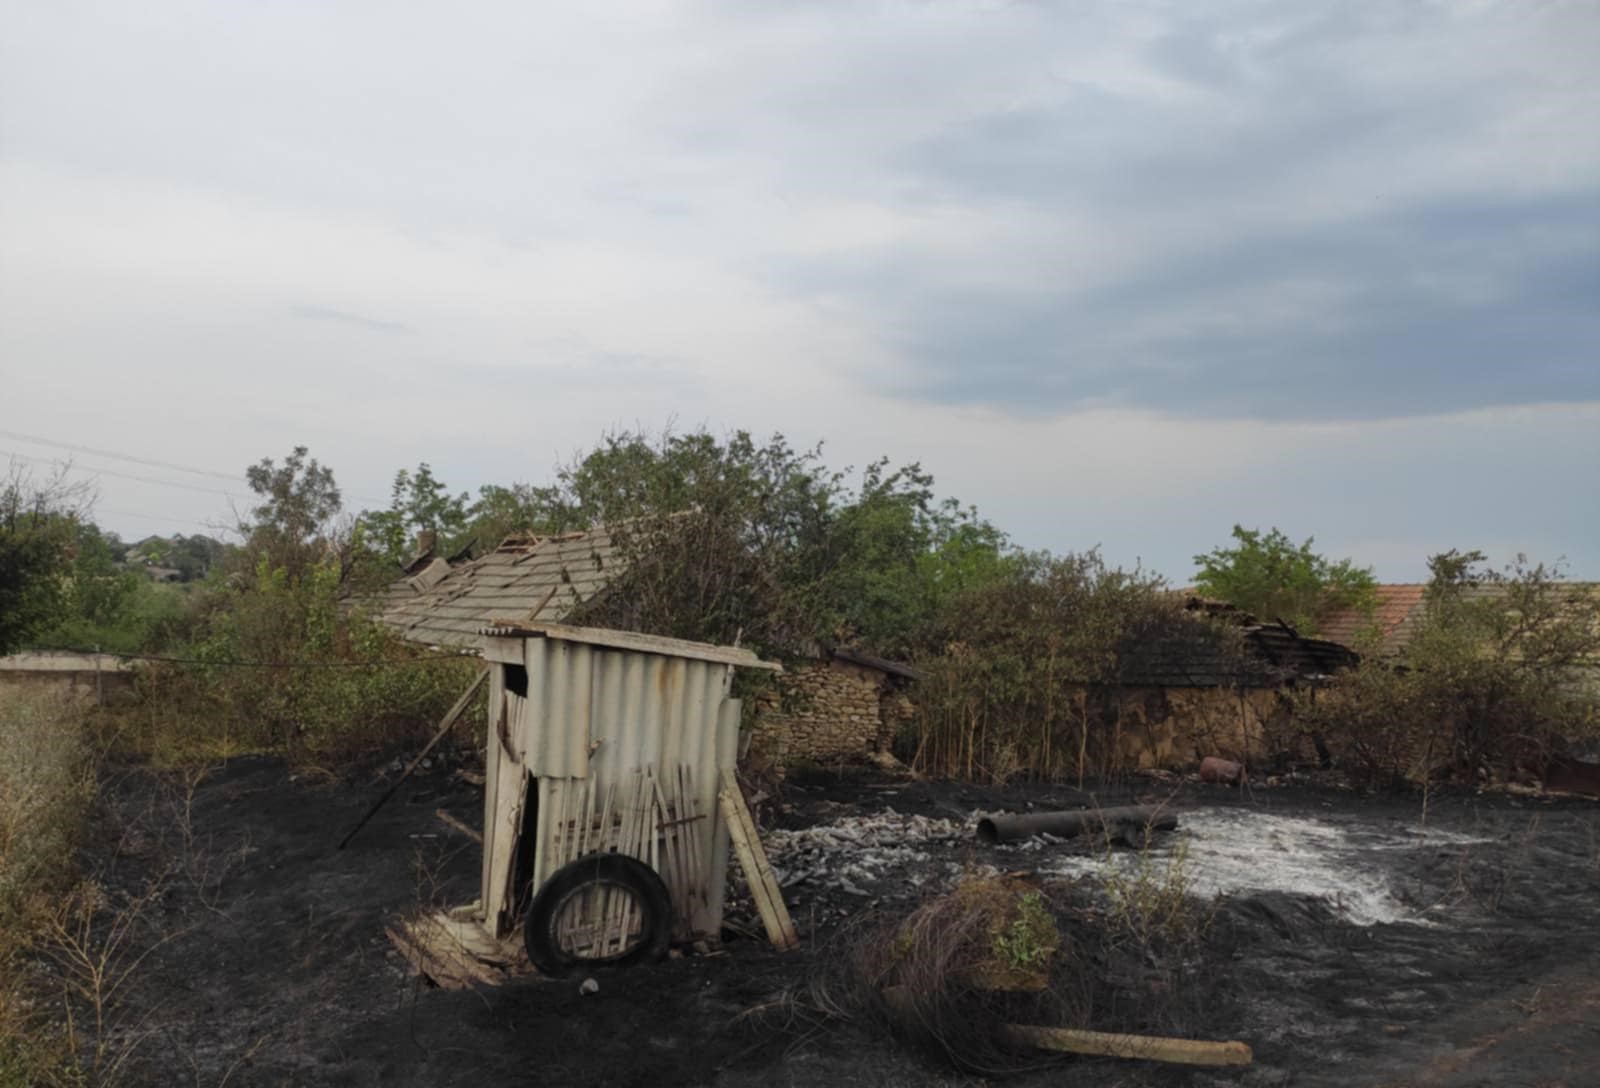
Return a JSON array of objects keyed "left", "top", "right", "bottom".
[{"left": 998, "top": 1024, "right": 1252, "bottom": 1067}]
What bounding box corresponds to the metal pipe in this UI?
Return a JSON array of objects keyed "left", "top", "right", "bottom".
[{"left": 975, "top": 805, "right": 1177, "bottom": 845}]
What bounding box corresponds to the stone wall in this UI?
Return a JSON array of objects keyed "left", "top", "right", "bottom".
[
  {"left": 1088, "top": 684, "right": 1287, "bottom": 770},
  {"left": 748, "top": 658, "right": 894, "bottom": 768}
]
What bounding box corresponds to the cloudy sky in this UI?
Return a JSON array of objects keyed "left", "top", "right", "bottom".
[{"left": 2, "top": 1, "right": 1596, "bottom": 581}]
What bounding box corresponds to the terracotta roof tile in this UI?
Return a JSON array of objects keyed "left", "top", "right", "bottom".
[{"left": 1318, "top": 584, "right": 1426, "bottom": 652}]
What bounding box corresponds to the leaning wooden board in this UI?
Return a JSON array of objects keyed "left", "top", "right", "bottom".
[{"left": 718, "top": 767, "right": 799, "bottom": 952}]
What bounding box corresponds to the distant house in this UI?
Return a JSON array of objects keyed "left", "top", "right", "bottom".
[
  {"left": 1317, "top": 584, "right": 1428, "bottom": 656},
  {"left": 361, "top": 528, "right": 625, "bottom": 650},
  {"left": 1318, "top": 582, "right": 1600, "bottom": 665}
]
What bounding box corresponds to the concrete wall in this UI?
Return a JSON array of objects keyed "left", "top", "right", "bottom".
[{"left": 0, "top": 652, "right": 135, "bottom": 704}]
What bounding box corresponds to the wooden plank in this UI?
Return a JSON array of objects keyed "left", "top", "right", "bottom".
[
  {"left": 718, "top": 768, "right": 799, "bottom": 952},
  {"left": 435, "top": 808, "right": 483, "bottom": 845},
  {"left": 476, "top": 621, "right": 783, "bottom": 671},
  {"left": 678, "top": 764, "right": 707, "bottom": 922},
  {"left": 386, "top": 922, "right": 502, "bottom": 991},
  {"left": 998, "top": 1025, "right": 1253, "bottom": 1067}
]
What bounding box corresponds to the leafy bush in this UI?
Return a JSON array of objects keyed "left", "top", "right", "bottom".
[
  {"left": 906, "top": 552, "right": 1241, "bottom": 782},
  {"left": 1300, "top": 551, "right": 1600, "bottom": 786},
  {"left": 122, "top": 555, "right": 479, "bottom": 765}
]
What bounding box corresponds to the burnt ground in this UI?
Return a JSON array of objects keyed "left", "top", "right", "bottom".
[{"left": 65, "top": 757, "right": 1600, "bottom": 1088}]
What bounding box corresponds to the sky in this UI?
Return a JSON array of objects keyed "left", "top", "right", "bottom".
[{"left": 1, "top": 0, "right": 1596, "bottom": 582}]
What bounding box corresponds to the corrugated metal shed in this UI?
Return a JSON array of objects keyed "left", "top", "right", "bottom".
[
  {"left": 363, "top": 529, "right": 624, "bottom": 649},
  {"left": 477, "top": 622, "right": 780, "bottom": 946}
]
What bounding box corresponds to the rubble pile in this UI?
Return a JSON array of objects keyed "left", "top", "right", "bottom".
[{"left": 764, "top": 809, "right": 969, "bottom": 899}]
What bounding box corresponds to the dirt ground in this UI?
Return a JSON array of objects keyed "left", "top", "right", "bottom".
[{"left": 71, "top": 757, "right": 1600, "bottom": 1087}]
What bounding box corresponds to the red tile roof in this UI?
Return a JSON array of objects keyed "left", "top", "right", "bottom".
[{"left": 1317, "top": 584, "right": 1426, "bottom": 652}]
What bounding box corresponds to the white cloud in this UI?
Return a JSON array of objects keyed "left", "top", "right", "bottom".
[{"left": 0, "top": 1, "right": 1595, "bottom": 574}]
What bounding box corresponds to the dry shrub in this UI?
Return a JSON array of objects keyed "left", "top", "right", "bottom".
[
  {"left": 791, "top": 860, "right": 1230, "bottom": 1077},
  {"left": 807, "top": 876, "right": 1077, "bottom": 1076}
]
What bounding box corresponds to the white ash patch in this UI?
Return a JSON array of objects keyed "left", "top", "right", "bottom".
[
  {"left": 1037, "top": 807, "right": 1490, "bottom": 927},
  {"left": 765, "top": 809, "right": 968, "bottom": 897}
]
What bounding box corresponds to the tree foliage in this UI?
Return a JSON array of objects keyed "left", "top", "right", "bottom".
[
  {"left": 241, "top": 446, "right": 344, "bottom": 579},
  {"left": 1192, "top": 525, "right": 1375, "bottom": 634},
  {"left": 0, "top": 465, "right": 93, "bottom": 655},
  {"left": 1297, "top": 550, "right": 1600, "bottom": 786},
  {"left": 29, "top": 522, "right": 188, "bottom": 653},
  {"left": 551, "top": 428, "right": 1014, "bottom": 658},
  {"left": 908, "top": 551, "right": 1239, "bottom": 782},
  {"left": 360, "top": 463, "right": 472, "bottom": 567}
]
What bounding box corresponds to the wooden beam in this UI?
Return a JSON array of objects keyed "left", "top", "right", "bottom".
[
  {"left": 998, "top": 1024, "right": 1253, "bottom": 1067},
  {"left": 435, "top": 808, "right": 483, "bottom": 844},
  {"left": 338, "top": 666, "right": 488, "bottom": 850},
  {"left": 476, "top": 621, "right": 783, "bottom": 672},
  {"left": 718, "top": 768, "right": 799, "bottom": 952}
]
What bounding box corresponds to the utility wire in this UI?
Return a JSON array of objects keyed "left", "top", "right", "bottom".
[
  {"left": 96, "top": 506, "right": 237, "bottom": 533},
  {"left": 5, "top": 449, "right": 245, "bottom": 498},
  {"left": 2, "top": 429, "right": 389, "bottom": 506},
  {"left": 0, "top": 428, "right": 246, "bottom": 482}
]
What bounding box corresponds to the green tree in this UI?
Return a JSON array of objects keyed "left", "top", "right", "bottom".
[
  {"left": 1192, "top": 525, "right": 1375, "bottom": 634},
  {"left": 360, "top": 463, "right": 472, "bottom": 566},
  {"left": 466, "top": 482, "right": 563, "bottom": 549},
  {"left": 240, "top": 446, "right": 343, "bottom": 580},
  {"left": 546, "top": 427, "right": 1011, "bottom": 658},
  {"left": 0, "top": 465, "right": 92, "bottom": 654}
]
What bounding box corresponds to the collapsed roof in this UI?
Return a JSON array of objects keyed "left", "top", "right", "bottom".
[{"left": 361, "top": 528, "right": 623, "bottom": 650}]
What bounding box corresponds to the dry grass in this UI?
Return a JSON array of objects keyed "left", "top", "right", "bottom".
[{"left": 0, "top": 690, "right": 96, "bottom": 1087}]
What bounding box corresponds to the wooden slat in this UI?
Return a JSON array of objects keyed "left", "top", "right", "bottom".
[{"left": 718, "top": 768, "right": 799, "bottom": 952}]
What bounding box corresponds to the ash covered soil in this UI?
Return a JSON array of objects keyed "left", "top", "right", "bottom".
[{"left": 83, "top": 758, "right": 1600, "bottom": 1087}]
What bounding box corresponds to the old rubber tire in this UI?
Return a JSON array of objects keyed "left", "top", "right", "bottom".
[{"left": 523, "top": 854, "right": 673, "bottom": 976}]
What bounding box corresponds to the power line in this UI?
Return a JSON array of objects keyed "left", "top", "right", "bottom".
[
  {"left": 96, "top": 506, "right": 238, "bottom": 534},
  {"left": 0, "top": 428, "right": 247, "bottom": 483},
  {"left": 4, "top": 449, "right": 246, "bottom": 499},
  {"left": 1, "top": 428, "right": 389, "bottom": 506}
]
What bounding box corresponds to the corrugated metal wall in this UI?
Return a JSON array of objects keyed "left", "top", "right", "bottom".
[{"left": 480, "top": 633, "right": 741, "bottom": 941}]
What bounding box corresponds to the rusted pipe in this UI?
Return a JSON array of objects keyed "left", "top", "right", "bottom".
[{"left": 976, "top": 805, "right": 1177, "bottom": 845}]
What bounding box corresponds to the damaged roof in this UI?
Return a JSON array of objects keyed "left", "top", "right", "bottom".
[
  {"left": 360, "top": 528, "right": 624, "bottom": 649},
  {"left": 1118, "top": 600, "right": 1360, "bottom": 688}
]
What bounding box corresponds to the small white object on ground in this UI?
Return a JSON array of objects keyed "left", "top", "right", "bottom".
[{"left": 579, "top": 977, "right": 599, "bottom": 995}]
